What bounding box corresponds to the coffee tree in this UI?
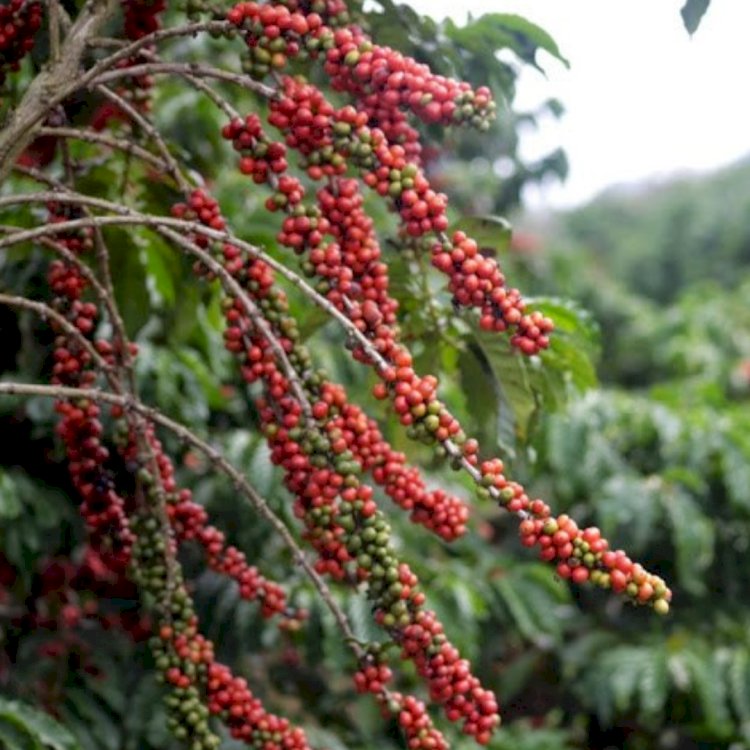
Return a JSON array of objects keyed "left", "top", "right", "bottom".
[{"left": 0, "top": 1, "right": 671, "bottom": 748}]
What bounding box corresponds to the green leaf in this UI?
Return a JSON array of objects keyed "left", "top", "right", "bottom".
[
  {"left": 107, "top": 228, "right": 151, "bottom": 335},
  {"left": 493, "top": 565, "right": 571, "bottom": 644},
  {"left": 465, "top": 298, "right": 598, "bottom": 447},
  {"left": 449, "top": 215, "right": 512, "bottom": 256},
  {"left": 467, "top": 331, "right": 538, "bottom": 447},
  {"left": 60, "top": 690, "right": 119, "bottom": 750},
  {"left": 0, "top": 720, "right": 39, "bottom": 750},
  {"left": 458, "top": 338, "right": 512, "bottom": 454},
  {"left": 680, "top": 0, "right": 711, "bottom": 35},
  {"left": 722, "top": 434, "right": 750, "bottom": 512},
  {"left": 597, "top": 475, "right": 661, "bottom": 555},
  {"left": 480, "top": 14, "right": 569, "bottom": 69},
  {"left": 680, "top": 648, "right": 732, "bottom": 732},
  {"left": 0, "top": 471, "right": 22, "bottom": 519},
  {"left": 530, "top": 297, "right": 600, "bottom": 392},
  {"left": 140, "top": 236, "right": 177, "bottom": 306},
  {"left": 0, "top": 698, "right": 81, "bottom": 750},
  {"left": 495, "top": 576, "right": 539, "bottom": 642},
  {"left": 638, "top": 647, "right": 669, "bottom": 724},
  {"left": 661, "top": 485, "right": 714, "bottom": 595},
  {"left": 729, "top": 648, "right": 750, "bottom": 722}
]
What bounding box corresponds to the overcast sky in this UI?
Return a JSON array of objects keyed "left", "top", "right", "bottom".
[{"left": 403, "top": 0, "right": 750, "bottom": 209}]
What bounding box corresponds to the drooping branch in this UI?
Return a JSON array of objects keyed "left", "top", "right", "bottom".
[
  {"left": 0, "top": 293, "right": 117, "bottom": 383},
  {"left": 0, "top": 0, "right": 119, "bottom": 184},
  {"left": 90, "top": 60, "right": 276, "bottom": 100},
  {"left": 38, "top": 126, "right": 171, "bottom": 172},
  {"left": 94, "top": 85, "right": 192, "bottom": 193}
]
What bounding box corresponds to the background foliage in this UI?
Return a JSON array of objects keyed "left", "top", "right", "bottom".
[{"left": 1, "top": 0, "right": 746, "bottom": 748}]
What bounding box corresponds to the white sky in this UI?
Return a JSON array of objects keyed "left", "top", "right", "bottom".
[{"left": 403, "top": 0, "right": 750, "bottom": 209}]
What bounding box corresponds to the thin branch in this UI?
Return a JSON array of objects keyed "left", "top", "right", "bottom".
[
  {"left": 90, "top": 61, "right": 276, "bottom": 100},
  {"left": 0, "top": 294, "right": 117, "bottom": 383},
  {"left": 0, "top": 197, "right": 313, "bottom": 416},
  {"left": 48, "top": 0, "right": 61, "bottom": 63},
  {"left": 91, "top": 223, "right": 138, "bottom": 393},
  {"left": 0, "top": 196, "right": 379, "bottom": 374},
  {"left": 154, "top": 224, "right": 314, "bottom": 419},
  {"left": 80, "top": 21, "right": 269, "bottom": 95},
  {"left": 99, "top": 44, "right": 243, "bottom": 123},
  {"left": 94, "top": 85, "right": 192, "bottom": 193},
  {"left": 177, "top": 68, "right": 241, "bottom": 122},
  {"left": 38, "top": 126, "right": 171, "bottom": 173}
]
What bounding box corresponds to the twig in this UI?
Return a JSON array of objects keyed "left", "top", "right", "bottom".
[
  {"left": 94, "top": 85, "right": 192, "bottom": 193},
  {"left": 80, "top": 21, "right": 235, "bottom": 90},
  {"left": 0, "top": 0, "right": 119, "bottom": 184},
  {"left": 90, "top": 61, "right": 277, "bottom": 101},
  {"left": 0, "top": 294, "right": 117, "bottom": 383},
  {"left": 48, "top": 0, "right": 61, "bottom": 63},
  {"left": 38, "top": 126, "right": 170, "bottom": 173}
]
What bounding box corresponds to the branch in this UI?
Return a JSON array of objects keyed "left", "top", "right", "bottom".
[
  {"left": 94, "top": 85, "right": 192, "bottom": 193},
  {"left": 4, "top": 206, "right": 507, "bottom": 516},
  {"left": 38, "top": 126, "right": 171, "bottom": 173},
  {"left": 90, "top": 61, "right": 276, "bottom": 100},
  {"left": 81, "top": 21, "right": 238, "bottom": 88},
  {"left": 0, "top": 293, "right": 117, "bottom": 384},
  {"left": 47, "top": 0, "right": 61, "bottom": 63},
  {"left": 0, "top": 0, "right": 119, "bottom": 185}
]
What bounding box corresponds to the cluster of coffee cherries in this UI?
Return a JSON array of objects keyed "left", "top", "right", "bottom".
[
  {"left": 258, "top": 384, "right": 499, "bottom": 739},
  {"left": 46, "top": 204, "right": 135, "bottom": 553},
  {"left": 195, "top": 143, "right": 471, "bottom": 544},
  {"left": 257, "top": 73, "right": 552, "bottom": 357},
  {"left": 226, "top": 0, "right": 494, "bottom": 129},
  {"left": 111, "top": 423, "right": 308, "bottom": 749},
  {"left": 131, "top": 487, "right": 310, "bottom": 750},
  {"left": 217, "top": 106, "right": 476, "bottom": 549},
  {"left": 323, "top": 382, "right": 469, "bottom": 541},
  {"left": 174, "top": 187, "right": 501, "bottom": 741},
  {"left": 0, "top": 0, "right": 42, "bottom": 89},
  {"left": 221, "top": 114, "right": 305, "bottom": 211},
  {"left": 225, "top": 1, "right": 331, "bottom": 78},
  {"left": 323, "top": 26, "right": 495, "bottom": 130},
  {"left": 269, "top": 75, "right": 347, "bottom": 178},
  {"left": 136, "top": 422, "right": 293, "bottom": 620},
  {"left": 399, "top": 611, "right": 499, "bottom": 744},
  {"left": 110, "top": 417, "right": 308, "bottom": 750},
  {"left": 129, "top": 498, "right": 222, "bottom": 750},
  {"left": 432, "top": 231, "right": 554, "bottom": 353},
  {"left": 470, "top": 459, "right": 672, "bottom": 613},
  {"left": 355, "top": 659, "right": 449, "bottom": 750},
  {"left": 205, "top": 661, "right": 309, "bottom": 747},
  {"left": 338, "top": 496, "right": 500, "bottom": 741}
]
